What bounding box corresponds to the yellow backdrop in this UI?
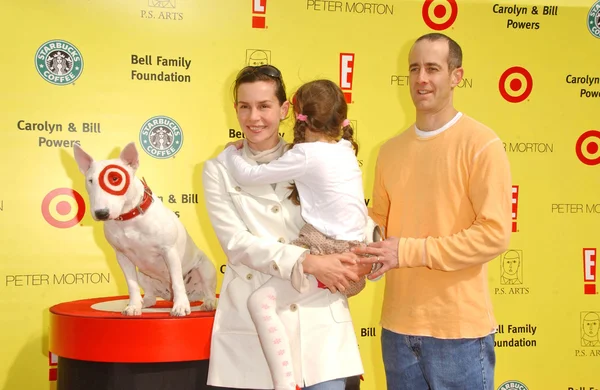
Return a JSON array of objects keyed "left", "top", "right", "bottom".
[{"left": 2, "top": 0, "right": 600, "bottom": 389}]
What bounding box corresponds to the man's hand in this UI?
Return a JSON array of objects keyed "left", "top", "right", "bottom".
[
  {"left": 303, "top": 253, "right": 360, "bottom": 294},
  {"left": 352, "top": 237, "right": 400, "bottom": 280}
]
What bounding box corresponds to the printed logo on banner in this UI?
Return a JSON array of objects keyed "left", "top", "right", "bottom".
[
  {"left": 149, "top": 0, "right": 175, "bottom": 7},
  {"left": 512, "top": 185, "right": 519, "bottom": 232},
  {"left": 588, "top": 0, "right": 600, "bottom": 38},
  {"left": 583, "top": 248, "right": 597, "bottom": 294},
  {"left": 48, "top": 352, "right": 58, "bottom": 381},
  {"left": 500, "top": 250, "right": 522, "bottom": 285},
  {"left": 35, "top": 40, "right": 83, "bottom": 86},
  {"left": 390, "top": 74, "right": 473, "bottom": 89},
  {"left": 499, "top": 67, "right": 533, "bottom": 103},
  {"left": 306, "top": 1, "right": 395, "bottom": 15},
  {"left": 580, "top": 311, "right": 600, "bottom": 346},
  {"left": 246, "top": 49, "right": 271, "bottom": 66},
  {"left": 139, "top": 116, "right": 184, "bottom": 159},
  {"left": 340, "top": 53, "right": 355, "bottom": 103},
  {"left": 575, "top": 130, "right": 600, "bottom": 165},
  {"left": 422, "top": 0, "right": 458, "bottom": 31},
  {"left": 141, "top": 0, "right": 183, "bottom": 20},
  {"left": 41, "top": 188, "right": 86, "bottom": 228},
  {"left": 494, "top": 249, "right": 529, "bottom": 295},
  {"left": 252, "top": 0, "right": 267, "bottom": 28},
  {"left": 497, "top": 380, "right": 529, "bottom": 390}
]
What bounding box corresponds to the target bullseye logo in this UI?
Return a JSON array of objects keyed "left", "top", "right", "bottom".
[
  {"left": 499, "top": 66, "right": 533, "bottom": 103},
  {"left": 41, "top": 188, "right": 86, "bottom": 228},
  {"left": 576, "top": 130, "right": 600, "bottom": 165},
  {"left": 422, "top": 0, "right": 458, "bottom": 31},
  {"left": 99, "top": 164, "right": 130, "bottom": 195}
]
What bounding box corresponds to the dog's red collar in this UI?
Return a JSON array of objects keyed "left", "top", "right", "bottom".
[{"left": 115, "top": 179, "right": 154, "bottom": 221}]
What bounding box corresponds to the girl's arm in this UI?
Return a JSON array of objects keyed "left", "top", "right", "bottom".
[{"left": 218, "top": 145, "right": 307, "bottom": 186}]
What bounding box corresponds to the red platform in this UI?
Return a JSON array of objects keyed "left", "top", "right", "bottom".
[{"left": 49, "top": 295, "right": 215, "bottom": 363}]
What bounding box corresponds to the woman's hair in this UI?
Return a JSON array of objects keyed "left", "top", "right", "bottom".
[
  {"left": 287, "top": 79, "right": 359, "bottom": 205},
  {"left": 232, "top": 64, "right": 287, "bottom": 105}
]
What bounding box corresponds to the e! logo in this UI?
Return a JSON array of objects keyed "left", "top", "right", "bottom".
[
  {"left": 339, "top": 53, "right": 355, "bottom": 103},
  {"left": 252, "top": 0, "right": 267, "bottom": 28}
]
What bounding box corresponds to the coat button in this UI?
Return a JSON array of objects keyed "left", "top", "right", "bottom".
[
  {"left": 235, "top": 186, "right": 242, "bottom": 192},
  {"left": 246, "top": 273, "right": 253, "bottom": 280},
  {"left": 271, "top": 205, "right": 280, "bottom": 213},
  {"left": 272, "top": 263, "right": 279, "bottom": 271},
  {"left": 290, "top": 304, "right": 298, "bottom": 312},
  {"left": 277, "top": 237, "right": 285, "bottom": 243}
]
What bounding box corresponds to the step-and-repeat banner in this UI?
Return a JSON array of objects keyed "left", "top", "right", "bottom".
[{"left": 2, "top": 0, "right": 599, "bottom": 389}]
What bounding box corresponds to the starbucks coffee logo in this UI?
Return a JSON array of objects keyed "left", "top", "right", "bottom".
[
  {"left": 139, "top": 115, "right": 183, "bottom": 159},
  {"left": 497, "top": 380, "right": 528, "bottom": 390},
  {"left": 35, "top": 40, "right": 83, "bottom": 85},
  {"left": 588, "top": 0, "right": 600, "bottom": 38}
]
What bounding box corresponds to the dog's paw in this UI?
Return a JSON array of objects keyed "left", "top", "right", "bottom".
[
  {"left": 122, "top": 305, "right": 142, "bottom": 316},
  {"left": 170, "top": 301, "right": 191, "bottom": 317},
  {"left": 142, "top": 295, "right": 157, "bottom": 308},
  {"left": 198, "top": 298, "right": 218, "bottom": 311}
]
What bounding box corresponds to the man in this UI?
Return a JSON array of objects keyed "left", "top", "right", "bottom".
[{"left": 354, "top": 33, "right": 512, "bottom": 389}]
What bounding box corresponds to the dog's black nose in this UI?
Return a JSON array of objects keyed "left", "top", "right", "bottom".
[{"left": 94, "top": 209, "right": 110, "bottom": 221}]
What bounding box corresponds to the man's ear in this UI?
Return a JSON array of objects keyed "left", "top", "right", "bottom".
[{"left": 451, "top": 67, "right": 464, "bottom": 88}]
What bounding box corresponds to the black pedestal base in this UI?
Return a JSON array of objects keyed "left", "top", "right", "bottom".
[
  {"left": 57, "top": 357, "right": 362, "bottom": 390},
  {"left": 57, "top": 357, "right": 210, "bottom": 390}
]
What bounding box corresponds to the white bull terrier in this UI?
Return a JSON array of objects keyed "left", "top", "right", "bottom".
[{"left": 73, "top": 142, "right": 217, "bottom": 316}]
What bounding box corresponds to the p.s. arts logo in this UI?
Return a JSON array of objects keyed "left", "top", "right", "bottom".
[
  {"left": 576, "top": 130, "right": 600, "bottom": 165},
  {"left": 41, "top": 188, "right": 86, "bottom": 228},
  {"left": 422, "top": 0, "right": 458, "bottom": 30},
  {"left": 340, "top": 53, "right": 355, "bottom": 103},
  {"left": 149, "top": 0, "right": 175, "bottom": 7},
  {"left": 35, "top": 40, "right": 83, "bottom": 85},
  {"left": 141, "top": 0, "right": 183, "bottom": 20},
  {"left": 588, "top": 0, "right": 600, "bottom": 38},
  {"left": 246, "top": 49, "right": 271, "bottom": 66},
  {"left": 139, "top": 115, "right": 183, "bottom": 159},
  {"left": 252, "top": 0, "right": 267, "bottom": 28},
  {"left": 497, "top": 380, "right": 528, "bottom": 390},
  {"left": 500, "top": 250, "right": 523, "bottom": 285},
  {"left": 580, "top": 311, "right": 600, "bottom": 346},
  {"left": 499, "top": 66, "right": 533, "bottom": 103}
]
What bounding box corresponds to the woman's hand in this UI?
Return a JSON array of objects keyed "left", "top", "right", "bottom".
[
  {"left": 345, "top": 260, "right": 373, "bottom": 279},
  {"left": 302, "top": 253, "right": 360, "bottom": 294}
]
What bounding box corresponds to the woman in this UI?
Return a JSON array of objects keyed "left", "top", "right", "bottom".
[{"left": 202, "top": 64, "right": 373, "bottom": 389}]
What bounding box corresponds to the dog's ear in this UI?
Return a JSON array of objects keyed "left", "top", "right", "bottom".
[
  {"left": 120, "top": 142, "right": 139, "bottom": 169},
  {"left": 73, "top": 143, "right": 94, "bottom": 174}
]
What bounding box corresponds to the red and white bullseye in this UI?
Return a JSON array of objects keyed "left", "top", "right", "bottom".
[
  {"left": 576, "top": 130, "right": 600, "bottom": 166},
  {"left": 41, "top": 188, "right": 86, "bottom": 228},
  {"left": 99, "top": 164, "right": 130, "bottom": 196},
  {"left": 499, "top": 66, "right": 533, "bottom": 103},
  {"left": 422, "top": 0, "right": 458, "bottom": 31}
]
